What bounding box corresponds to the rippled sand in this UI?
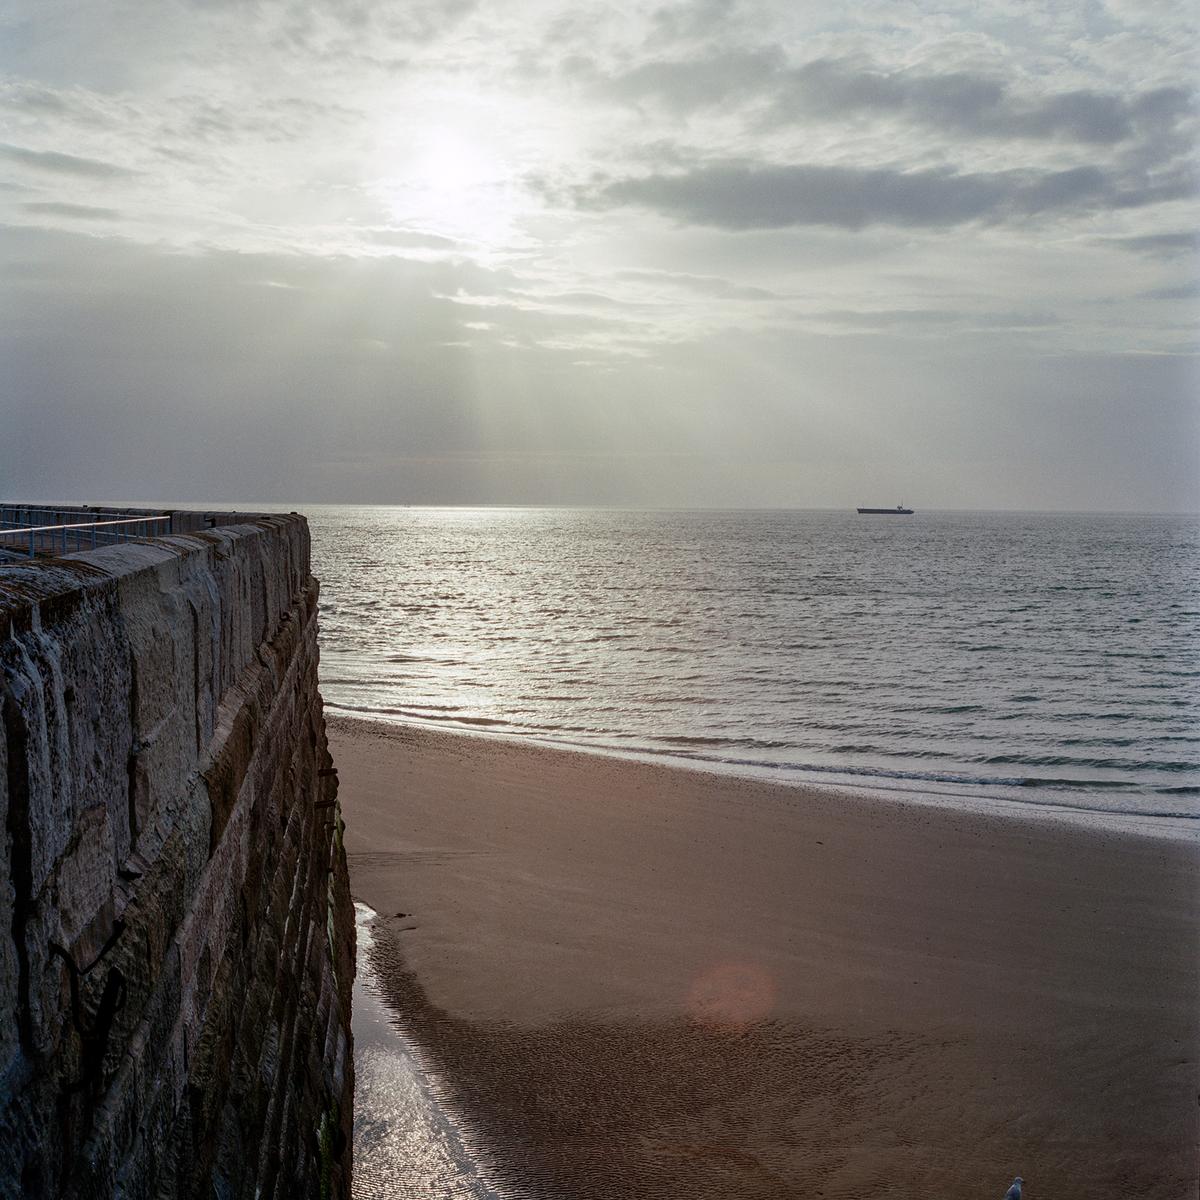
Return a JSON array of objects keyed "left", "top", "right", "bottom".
[
  {"left": 335, "top": 716, "right": 1200, "bottom": 1199},
  {"left": 361, "top": 920, "right": 940, "bottom": 1198}
]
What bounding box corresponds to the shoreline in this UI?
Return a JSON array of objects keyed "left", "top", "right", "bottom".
[
  {"left": 351, "top": 901, "right": 503, "bottom": 1199},
  {"left": 325, "top": 704, "right": 1199, "bottom": 843},
  {"left": 332, "top": 713, "right": 1200, "bottom": 1199}
]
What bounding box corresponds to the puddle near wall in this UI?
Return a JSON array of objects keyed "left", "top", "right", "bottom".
[{"left": 351, "top": 902, "right": 509, "bottom": 1200}]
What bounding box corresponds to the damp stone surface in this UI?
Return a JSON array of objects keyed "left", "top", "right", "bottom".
[{"left": 0, "top": 508, "right": 354, "bottom": 1199}]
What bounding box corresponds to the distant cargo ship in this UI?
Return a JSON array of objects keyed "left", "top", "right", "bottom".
[{"left": 857, "top": 504, "right": 914, "bottom": 515}]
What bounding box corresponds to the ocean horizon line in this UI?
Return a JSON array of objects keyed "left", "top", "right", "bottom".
[{"left": 8, "top": 498, "right": 1200, "bottom": 518}]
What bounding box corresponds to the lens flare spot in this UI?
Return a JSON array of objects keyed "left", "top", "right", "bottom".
[{"left": 686, "top": 961, "right": 777, "bottom": 1029}]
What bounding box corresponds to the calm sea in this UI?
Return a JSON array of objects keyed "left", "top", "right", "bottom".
[{"left": 308, "top": 507, "right": 1199, "bottom": 827}]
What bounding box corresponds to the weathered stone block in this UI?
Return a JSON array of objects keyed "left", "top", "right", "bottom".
[{"left": 0, "top": 512, "right": 353, "bottom": 1200}]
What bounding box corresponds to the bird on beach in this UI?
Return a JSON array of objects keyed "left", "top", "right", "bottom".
[{"left": 1003, "top": 1177, "right": 1023, "bottom": 1200}]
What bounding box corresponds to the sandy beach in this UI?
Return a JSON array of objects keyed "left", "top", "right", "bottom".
[{"left": 331, "top": 714, "right": 1199, "bottom": 1199}]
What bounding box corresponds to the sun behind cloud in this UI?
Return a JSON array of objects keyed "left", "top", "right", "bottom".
[{"left": 371, "top": 123, "right": 523, "bottom": 249}]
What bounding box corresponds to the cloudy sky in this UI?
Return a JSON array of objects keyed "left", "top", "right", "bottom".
[{"left": 1, "top": 0, "right": 1196, "bottom": 510}]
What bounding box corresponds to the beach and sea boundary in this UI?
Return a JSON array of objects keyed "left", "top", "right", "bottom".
[
  {"left": 334, "top": 712, "right": 1199, "bottom": 1199},
  {"left": 1, "top": 505, "right": 1195, "bottom": 1198}
]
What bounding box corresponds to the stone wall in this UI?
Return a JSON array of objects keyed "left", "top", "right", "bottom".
[{"left": 0, "top": 514, "right": 353, "bottom": 1199}]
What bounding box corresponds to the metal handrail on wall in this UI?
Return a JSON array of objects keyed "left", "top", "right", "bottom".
[
  {"left": 0, "top": 515, "right": 173, "bottom": 559},
  {"left": 0, "top": 505, "right": 141, "bottom": 521}
]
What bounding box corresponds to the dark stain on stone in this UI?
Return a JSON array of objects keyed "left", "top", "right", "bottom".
[
  {"left": 48, "top": 925, "right": 127, "bottom": 1098},
  {"left": 3, "top": 684, "right": 34, "bottom": 1054},
  {"left": 126, "top": 650, "right": 140, "bottom": 852}
]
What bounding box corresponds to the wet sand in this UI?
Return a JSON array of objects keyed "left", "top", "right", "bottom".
[{"left": 330, "top": 715, "right": 1200, "bottom": 1199}]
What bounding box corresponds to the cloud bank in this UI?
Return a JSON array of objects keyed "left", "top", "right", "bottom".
[{"left": 0, "top": 0, "right": 1195, "bottom": 510}]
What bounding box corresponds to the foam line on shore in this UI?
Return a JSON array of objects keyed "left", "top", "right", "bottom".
[{"left": 325, "top": 705, "right": 1198, "bottom": 842}]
